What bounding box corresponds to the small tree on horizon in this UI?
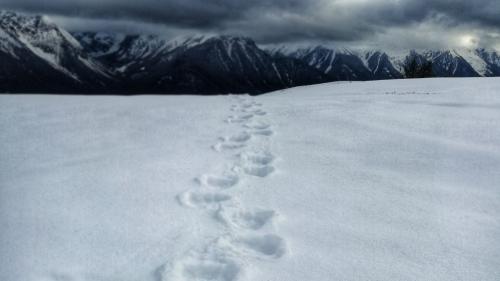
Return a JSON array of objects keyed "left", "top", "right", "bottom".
[{"left": 404, "top": 58, "right": 433, "bottom": 78}]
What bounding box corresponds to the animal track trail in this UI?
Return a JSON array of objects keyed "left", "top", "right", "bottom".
[
  {"left": 218, "top": 234, "right": 287, "bottom": 260},
  {"left": 243, "top": 116, "right": 275, "bottom": 137},
  {"left": 169, "top": 97, "right": 286, "bottom": 281},
  {"left": 240, "top": 151, "right": 275, "bottom": 165},
  {"left": 213, "top": 142, "right": 246, "bottom": 152},
  {"left": 225, "top": 114, "right": 254, "bottom": 124},
  {"left": 242, "top": 109, "right": 266, "bottom": 116},
  {"left": 239, "top": 101, "right": 263, "bottom": 110},
  {"left": 223, "top": 132, "right": 252, "bottom": 143},
  {"left": 170, "top": 258, "right": 239, "bottom": 281},
  {"left": 243, "top": 121, "right": 271, "bottom": 130},
  {"left": 235, "top": 150, "right": 276, "bottom": 178},
  {"left": 238, "top": 114, "right": 254, "bottom": 120},
  {"left": 225, "top": 117, "right": 245, "bottom": 124},
  {"left": 235, "top": 234, "right": 286, "bottom": 259},
  {"left": 231, "top": 99, "right": 266, "bottom": 116},
  {"left": 159, "top": 247, "right": 242, "bottom": 281},
  {"left": 240, "top": 100, "right": 262, "bottom": 107},
  {"left": 249, "top": 129, "right": 273, "bottom": 136},
  {"left": 213, "top": 132, "right": 252, "bottom": 152},
  {"left": 177, "top": 190, "right": 232, "bottom": 209},
  {"left": 240, "top": 103, "right": 253, "bottom": 109},
  {"left": 215, "top": 206, "right": 276, "bottom": 231},
  {"left": 198, "top": 173, "right": 239, "bottom": 189},
  {"left": 239, "top": 165, "right": 275, "bottom": 178}
]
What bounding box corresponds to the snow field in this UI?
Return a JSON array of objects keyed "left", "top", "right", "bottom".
[{"left": 1, "top": 78, "right": 499, "bottom": 281}]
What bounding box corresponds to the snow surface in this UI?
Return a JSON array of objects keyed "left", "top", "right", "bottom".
[{"left": 1, "top": 78, "right": 500, "bottom": 281}]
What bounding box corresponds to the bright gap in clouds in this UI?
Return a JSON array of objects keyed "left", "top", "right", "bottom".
[{"left": 459, "top": 34, "right": 480, "bottom": 48}]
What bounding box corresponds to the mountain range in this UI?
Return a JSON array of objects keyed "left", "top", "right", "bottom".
[{"left": 1, "top": 11, "right": 499, "bottom": 94}]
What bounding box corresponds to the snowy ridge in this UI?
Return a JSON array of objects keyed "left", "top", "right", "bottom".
[
  {"left": 387, "top": 52, "right": 409, "bottom": 73},
  {"left": 0, "top": 11, "right": 80, "bottom": 79},
  {"left": 0, "top": 25, "right": 20, "bottom": 58},
  {"left": 165, "top": 34, "right": 218, "bottom": 51},
  {"left": 267, "top": 45, "right": 399, "bottom": 79},
  {"left": 1, "top": 10, "right": 500, "bottom": 94},
  {"left": 73, "top": 31, "right": 326, "bottom": 94},
  {"left": 266, "top": 44, "right": 500, "bottom": 79},
  {"left": 454, "top": 49, "right": 490, "bottom": 76},
  {"left": 0, "top": 11, "right": 113, "bottom": 88}
]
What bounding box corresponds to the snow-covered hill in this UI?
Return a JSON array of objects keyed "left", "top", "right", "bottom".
[{"left": 1, "top": 78, "right": 499, "bottom": 281}]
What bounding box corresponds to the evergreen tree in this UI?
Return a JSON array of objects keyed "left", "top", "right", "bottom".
[{"left": 404, "top": 58, "right": 433, "bottom": 78}]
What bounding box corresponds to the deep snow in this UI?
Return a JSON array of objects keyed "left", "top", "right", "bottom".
[{"left": 1, "top": 78, "right": 499, "bottom": 281}]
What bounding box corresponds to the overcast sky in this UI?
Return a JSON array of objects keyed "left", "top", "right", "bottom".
[{"left": 2, "top": 0, "right": 500, "bottom": 50}]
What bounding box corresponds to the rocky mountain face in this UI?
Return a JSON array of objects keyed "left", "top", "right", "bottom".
[
  {"left": 268, "top": 46, "right": 500, "bottom": 81},
  {"left": 0, "top": 11, "right": 114, "bottom": 93},
  {"left": 73, "top": 33, "right": 327, "bottom": 94},
  {"left": 1, "top": 11, "right": 499, "bottom": 94}
]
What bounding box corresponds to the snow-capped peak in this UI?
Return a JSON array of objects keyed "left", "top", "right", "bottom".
[
  {"left": 163, "top": 34, "right": 256, "bottom": 53},
  {"left": 0, "top": 10, "right": 82, "bottom": 51},
  {"left": 165, "top": 34, "right": 216, "bottom": 50},
  {"left": 0, "top": 11, "right": 115, "bottom": 85}
]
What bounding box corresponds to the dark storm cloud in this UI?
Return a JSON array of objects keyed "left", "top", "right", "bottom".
[
  {"left": 1, "top": 0, "right": 306, "bottom": 28},
  {"left": 328, "top": 0, "right": 500, "bottom": 28},
  {"left": 1, "top": 0, "right": 499, "bottom": 48}
]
